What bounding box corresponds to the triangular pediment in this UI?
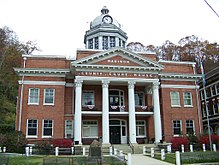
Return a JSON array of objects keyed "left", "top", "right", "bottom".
[{"left": 72, "top": 47, "right": 163, "bottom": 70}]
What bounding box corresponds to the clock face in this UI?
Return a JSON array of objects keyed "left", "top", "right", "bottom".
[{"left": 102, "top": 15, "right": 113, "bottom": 24}]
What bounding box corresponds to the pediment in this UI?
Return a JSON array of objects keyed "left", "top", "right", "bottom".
[{"left": 72, "top": 47, "right": 163, "bottom": 69}]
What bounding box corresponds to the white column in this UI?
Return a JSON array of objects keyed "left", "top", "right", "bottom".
[
  {"left": 115, "top": 37, "right": 119, "bottom": 47},
  {"left": 128, "top": 81, "right": 137, "bottom": 143},
  {"left": 102, "top": 80, "right": 110, "bottom": 144},
  {"left": 74, "top": 79, "right": 83, "bottom": 144},
  {"left": 99, "top": 36, "right": 102, "bottom": 49},
  {"left": 153, "top": 81, "right": 162, "bottom": 143}
]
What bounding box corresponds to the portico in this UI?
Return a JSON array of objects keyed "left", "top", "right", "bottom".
[{"left": 73, "top": 76, "right": 162, "bottom": 145}]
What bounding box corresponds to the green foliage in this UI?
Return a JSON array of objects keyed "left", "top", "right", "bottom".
[
  {"left": 0, "top": 131, "right": 27, "bottom": 153},
  {"left": 35, "top": 140, "right": 53, "bottom": 155}
]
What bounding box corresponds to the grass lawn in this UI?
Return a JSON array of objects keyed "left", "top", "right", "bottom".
[{"left": 0, "top": 154, "right": 125, "bottom": 165}]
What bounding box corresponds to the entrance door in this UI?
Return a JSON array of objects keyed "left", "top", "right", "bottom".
[{"left": 110, "top": 126, "right": 121, "bottom": 144}]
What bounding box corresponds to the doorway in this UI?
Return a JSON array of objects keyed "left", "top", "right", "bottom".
[{"left": 110, "top": 126, "right": 121, "bottom": 144}]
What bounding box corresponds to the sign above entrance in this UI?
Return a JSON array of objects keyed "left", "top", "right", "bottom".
[{"left": 77, "top": 71, "right": 158, "bottom": 78}]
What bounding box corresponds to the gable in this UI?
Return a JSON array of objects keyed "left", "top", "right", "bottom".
[{"left": 72, "top": 47, "right": 163, "bottom": 69}]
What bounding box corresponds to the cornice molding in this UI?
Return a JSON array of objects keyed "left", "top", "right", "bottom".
[
  {"left": 158, "top": 60, "right": 196, "bottom": 65},
  {"left": 161, "top": 84, "right": 199, "bottom": 89},
  {"left": 159, "top": 73, "right": 202, "bottom": 81},
  {"left": 14, "top": 68, "right": 70, "bottom": 77},
  {"left": 18, "top": 80, "right": 66, "bottom": 86}
]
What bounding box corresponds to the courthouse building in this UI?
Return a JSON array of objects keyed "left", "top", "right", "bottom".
[{"left": 15, "top": 7, "right": 203, "bottom": 145}]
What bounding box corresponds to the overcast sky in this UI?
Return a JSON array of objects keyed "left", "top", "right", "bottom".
[{"left": 0, "top": 0, "right": 219, "bottom": 57}]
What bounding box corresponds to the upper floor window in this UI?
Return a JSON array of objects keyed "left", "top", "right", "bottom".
[
  {"left": 110, "top": 36, "right": 115, "bottom": 48},
  {"left": 216, "top": 83, "right": 219, "bottom": 94},
  {"left": 184, "top": 92, "right": 193, "bottom": 107},
  {"left": 136, "top": 121, "right": 146, "bottom": 137},
  {"left": 186, "top": 120, "right": 194, "bottom": 134},
  {"left": 44, "top": 89, "right": 55, "bottom": 105},
  {"left": 211, "top": 85, "right": 216, "bottom": 96},
  {"left": 82, "top": 120, "right": 98, "bottom": 138},
  {"left": 135, "top": 92, "right": 144, "bottom": 106},
  {"left": 206, "top": 87, "right": 211, "bottom": 98},
  {"left": 27, "top": 119, "right": 38, "bottom": 137},
  {"left": 102, "top": 36, "right": 108, "bottom": 50},
  {"left": 202, "top": 102, "right": 207, "bottom": 117},
  {"left": 170, "top": 92, "right": 180, "bottom": 107},
  {"left": 213, "top": 99, "right": 219, "bottom": 114},
  {"left": 88, "top": 38, "right": 93, "bottom": 49},
  {"left": 43, "top": 119, "right": 53, "bottom": 138},
  {"left": 65, "top": 120, "right": 73, "bottom": 138},
  {"left": 94, "top": 37, "right": 99, "bottom": 49},
  {"left": 28, "top": 88, "right": 40, "bottom": 105},
  {"left": 173, "top": 120, "right": 182, "bottom": 136},
  {"left": 82, "top": 91, "right": 94, "bottom": 106},
  {"left": 200, "top": 90, "right": 204, "bottom": 100}
]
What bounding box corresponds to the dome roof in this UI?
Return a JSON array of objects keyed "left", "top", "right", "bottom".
[{"left": 90, "top": 6, "right": 121, "bottom": 29}]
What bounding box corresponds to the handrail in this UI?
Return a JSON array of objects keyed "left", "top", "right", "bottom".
[{"left": 127, "top": 137, "right": 134, "bottom": 154}]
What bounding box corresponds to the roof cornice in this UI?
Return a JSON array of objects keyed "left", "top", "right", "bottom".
[
  {"left": 159, "top": 73, "right": 202, "bottom": 81},
  {"left": 158, "top": 60, "right": 196, "bottom": 65},
  {"left": 14, "top": 68, "right": 70, "bottom": 77}
]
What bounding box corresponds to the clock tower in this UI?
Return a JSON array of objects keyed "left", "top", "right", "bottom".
[{"left": 84, "top": 6, "right": 128, "bottom": 50}]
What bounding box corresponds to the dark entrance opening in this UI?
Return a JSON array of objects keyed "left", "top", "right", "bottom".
[{"left": 110, "top": 126, "right": 121, "bottom": 144}]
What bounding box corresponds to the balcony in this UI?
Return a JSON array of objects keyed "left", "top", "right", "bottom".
[{"left": 82, "top": 105, "right": 153, "bottom": 113}]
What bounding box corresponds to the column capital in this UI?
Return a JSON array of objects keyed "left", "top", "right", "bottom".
[
  {"left": 74, "top": 79, "right": 83, "bottom": 87},
  {"left": 128, "top": 81, "right": 136, "bottom": 89},
  {"left": 153, "top": 81, "right": 160, "bottom": 89},
  {"left": 102, "top": 80, "right": 110, "bottom": 88}
]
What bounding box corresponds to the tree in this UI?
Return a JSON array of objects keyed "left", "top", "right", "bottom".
[{"left": 0, "top": 26, "right": 40, "bottom": 126}]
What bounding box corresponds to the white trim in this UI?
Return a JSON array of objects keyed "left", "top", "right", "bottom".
[
  {"left": 26, "top": 119, "right": 38, "bottom": 138},
  {"left": 19, "top": 80, "right": 66, "bottom": 86},
  {"left": 65, "top": 83, "right": 74, "bottom": 87},
  {"left": 161, "top": 84, "right": 199, "bottom": 89},
  {"left": 159, "top": 60, "right": 196, "bottom": 65},
  {"left": 42, "top": 119, "right": 53, "bottom": 138},
  {"left": 75, "top": 76, "right": 159, "bottom": 83},
  {"left": 22, "top": 54, "right": 67, "bottom": 59},
  {"left": 28, "top": 88, "right": 40, "bottom": 105},
  {"left": 43, "top": 88, "right": 55, "bottom": 105}
]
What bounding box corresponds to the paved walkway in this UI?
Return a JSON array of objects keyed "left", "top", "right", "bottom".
[{"left": 131, "top": 154, "right": 173, "bottom": 165}]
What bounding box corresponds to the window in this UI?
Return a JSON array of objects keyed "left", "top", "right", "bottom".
[
  {"left": 200, "top": 90, "right": 204, "bottom": 100},
  {"left": 110, "top": 36, "right": 115, "bottom": 48},
  {"left": 94, "top": 37, "right": 99, "bottom": 49},
  {"left": 135, "top": 92, "right": 144, "bottom": 106},
  {"left": 136, "top": 121, "right": 146, "bottom": 137},
  {"left": 82, "top": 91, "right": 94, "bottom": 105},
  {"left": 213, "top": 99, "right": 219, "bottom": 114},
  {"left": 202, "top": 102, "right": 207, "bottom": 117},
  {"left": 170, "top": 92, "right": 180, "bottom": 107},
  {"left": 27, "top": 119, "right": 38, "bottom": 137},
  {"left": 216, "top": 83, "right": 219, "bottom": 94},
  {"left": 28, "top": 88, "right": 39, "bottom": 104},
  {"left": 43, "top": 120, "right": 53, "bottom": 137},
  {"left": 211, "top": 85, "right": 216, "bottom": 96},
  {"left": 65, "top": 120, "right": 73, "bottom": 138},
  {"left": 82, "top": 121, "right": 98, "bottom": 138},
  {"left": 173, "top": 120, "right": 182, "bottom": 135},
  {"left": 186, "top": 120, "right": 194, "bottom": 134},
  {"left": 88, "top": 38, "right": 93, "bottom": 49},
  {"left": 184, "top": 92, "right": 193, "bottom": 107},
  {"left": 102, "top": 36, "right": 108, "bottom": 50},
  {"left": 44, "top": 89, "right": 55, "bottom": 105}
]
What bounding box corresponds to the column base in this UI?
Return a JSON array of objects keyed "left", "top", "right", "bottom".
[{"left": 102, "top": 143, "right": 111, "bottom": 148}]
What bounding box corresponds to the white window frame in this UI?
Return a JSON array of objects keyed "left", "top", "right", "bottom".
[
  {"left": 42, "top": 119, "right": 53, "bottom": 138},
  {"left": 135, "top": 92, "right": 145, "bottom": 106},
  {"left": 28, "top": 88, "right": 40, "bottom": 105},
  {"left": 26, "top": 119, "right": 38, "bottom": 138},
  {"left": 183, "top": 92, "right": 193, "bottom": 107},
  {"left": 173, "top": 120, "right": 182, "bottom": 136},
  {"left": 43, "top": 89, "right": 55, "bottom": 105},
  {"left": 65, "top": 120, "right": 73, "bottom": 138},
  {"left": 186, "top": 120, "right": 195, "bottom": 135},
  {"left": 136, "top": 120, "right": 146, "bottom": 137},
  {"left": 82, "top": 91, "right": 95, "bottom": 106},
  {"left": 82, "top": 120, "right": 98, "bottom": 138},
  {"left": 170, "top": 92, "right": 180, "bottom": 107},
  {"left": 216, "top": 83, "right": 219, "bottom": 95}
]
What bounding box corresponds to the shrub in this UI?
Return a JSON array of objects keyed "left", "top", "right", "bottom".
[
  {"left": 171, "top": 137, "right": 189, "bottom": 151},
  {"left": 35, "top": 140, "right": 52, "bottom": 155},
  {"left": 53, "top": 139, "right": 73, "bottom": 148},
  {"left": 199, "top": 135, "right": 219, "bottom": 145},
  {"left": 0, "top": 131, "right": 27, "bottom": 153}
]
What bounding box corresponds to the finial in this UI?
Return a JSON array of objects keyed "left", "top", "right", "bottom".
[{"left": 101, "top": 6, "right": 109, "bottom": 14}]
